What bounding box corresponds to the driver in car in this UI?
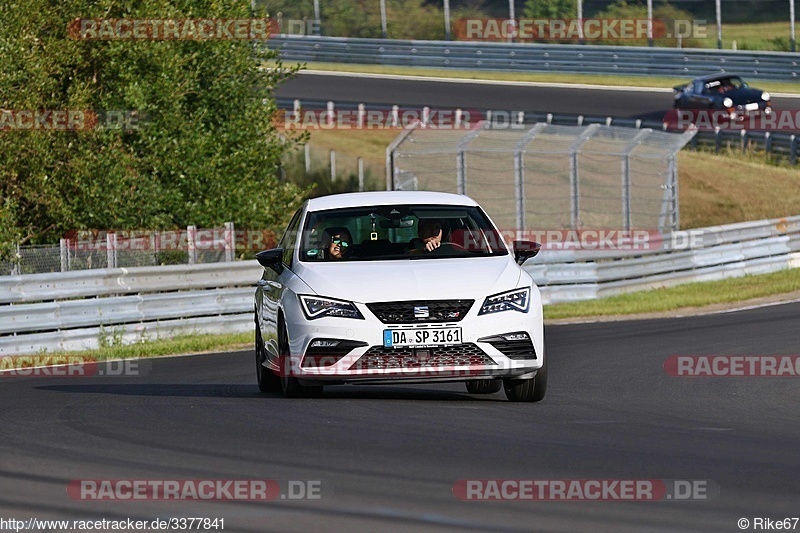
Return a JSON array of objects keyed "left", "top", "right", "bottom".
[{"left": 409, "top": 219, "right": 443, "bottom": 253}]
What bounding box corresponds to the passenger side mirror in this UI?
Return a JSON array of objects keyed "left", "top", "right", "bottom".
[
  {"left": 513, "top": 241, "right": 541, "bottom": 265},
  {"left": 256, "top": 248, "right": 284, "bottom": 273}
]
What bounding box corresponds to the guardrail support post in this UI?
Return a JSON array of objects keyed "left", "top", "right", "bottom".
[
  {"left": 791, "top": 135, "right": 798, "bottom": 165},
  {"left": 358, "top": 158, "right": 365, "bottom": 191},
  {"left": 330, "top": 150, "right": 336, "bottom": 181},
  {"left": 304, "top": 143, "right": 311, "bottom": 173}
]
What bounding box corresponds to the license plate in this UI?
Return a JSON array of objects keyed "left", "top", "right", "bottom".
[
  {"left": 745, "top": 103, "right": 759, "bottom": 111},
  {"left": 383, "top": 327, "right": 462, "bottom": 348}
]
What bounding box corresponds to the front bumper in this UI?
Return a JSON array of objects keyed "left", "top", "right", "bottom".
[{"left": 279, "top": 298, "right": 544, "bottom": 384}]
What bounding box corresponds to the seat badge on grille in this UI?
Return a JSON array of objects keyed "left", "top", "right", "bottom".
[{"left": 414, "top": 306, "right": 429, "bottom": 319}]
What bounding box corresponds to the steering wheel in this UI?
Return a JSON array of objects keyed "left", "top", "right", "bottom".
[{"left": 439, "top": 242, "right": 466, "bottom": 250}]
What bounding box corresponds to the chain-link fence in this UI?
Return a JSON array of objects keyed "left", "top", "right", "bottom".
[
  {"left": 388, "top": 122, "right": 695, "bottom": 233},
  {"left": 0, "top": 223, "right": 281, "bottom": 276}
]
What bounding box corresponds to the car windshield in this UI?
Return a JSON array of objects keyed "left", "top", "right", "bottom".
[
  {"left": 704, "top": 76, "right": 746, "bottom": 94},
  {"left": 299, "top": 205, "right": 509, "bottom": 262}
]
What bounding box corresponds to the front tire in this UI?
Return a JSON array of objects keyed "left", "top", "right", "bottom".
[
  {"left": 504, "top": 356, "right": 547, "bottom": 403},
  {"left": 255, "top": 324, "right": 280, "bottom": 393},
  {"left": 278, "top": 319, "right": 323, "bottom": 399}
]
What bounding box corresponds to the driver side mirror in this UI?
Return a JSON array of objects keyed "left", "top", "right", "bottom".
[
  {"left": 513, "top": 241, "right": 541, "bottom": 265},
  {"left": 256, "top": 248, "right": 284, "bottom": 274}
]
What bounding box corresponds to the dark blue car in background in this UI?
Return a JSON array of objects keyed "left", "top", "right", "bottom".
[{"left": 673, "top": 73, "right": 772, "bottom": 121}]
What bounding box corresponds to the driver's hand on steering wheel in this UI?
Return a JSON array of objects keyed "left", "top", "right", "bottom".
[{"left": 423, "top": 230, "right": 442, "bottom": 252}]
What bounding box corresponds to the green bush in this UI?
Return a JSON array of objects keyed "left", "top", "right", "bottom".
[{"left": 0, "top": 0, "right": 308, "bottom": 250}]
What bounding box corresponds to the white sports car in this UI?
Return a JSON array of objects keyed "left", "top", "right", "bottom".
[{"left": 254, "top": 191, "right": 546, "bottom": 402}]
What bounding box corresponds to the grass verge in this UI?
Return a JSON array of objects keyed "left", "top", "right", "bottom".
[
  {"left": 0, "top": 332, "right": 252, "bottom": 368},
  {"left": 544, "top": 268, "right": 800, "bottom": 320},
  {"left": 296, "top": 62, "right": 800, "bottom": 95}
]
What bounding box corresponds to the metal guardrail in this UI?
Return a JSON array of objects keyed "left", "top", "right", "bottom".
[
  {"left": 529, "top": 215, "right": 800, "bottom": 303},
  {"left": 1, "top": 216, "right": 798, "bottom": 355},
  {"left": 267, "top": 36, "right": 800, "bottom": 82},
  {"left": 0, "top": 262, "right": 262, "bottom": 355}
]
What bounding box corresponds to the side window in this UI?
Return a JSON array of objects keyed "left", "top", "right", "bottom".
[{"left": 279, "top": 209, "right": 303, "bottom": 269}]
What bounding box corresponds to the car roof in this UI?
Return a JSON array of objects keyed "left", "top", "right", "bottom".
[
  {"left": 305, "top": 191, "right": 480, "bottom": 211},
  {"left": 693, "top": 73, "right": 744, "bottom": 83}
]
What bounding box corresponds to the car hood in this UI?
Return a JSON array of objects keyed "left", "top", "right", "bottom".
[
  {"left": 294, "top": 256, "right": 524, "bottom": 303},
  {"left": 726, "top": 88, "right": 766, "bottom": 104}
]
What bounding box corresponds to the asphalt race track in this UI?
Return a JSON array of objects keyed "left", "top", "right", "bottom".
[
  {"left": 276, "top": 71, "right": 800, "bottom": 122},
  {"left": 2, "top": 301, "right": 799, "bottom": 532}
]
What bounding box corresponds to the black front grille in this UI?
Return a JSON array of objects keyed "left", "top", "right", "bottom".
[
  {"left": 479, "top": 333, "right": 537, "bottom": 360},
  {"left": 366, "top": 300, "right": 474, "bottom": 324},
  {"left": 350, "top": 344, "right": 495, "bottom": 370}
]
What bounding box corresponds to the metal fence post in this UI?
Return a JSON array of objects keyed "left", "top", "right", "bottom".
[
  {"left": 106, "top": 233, "right": 117, "bottom": 269},
  {"left": 514, "top": 124, "right": 546, "bottom": 235},
  {"left": 568, "top": 124, "right": 600, "bottom": 229},
  {"left": 11, "top": 243, "right": 20, "bottom": 275},
  {"left": 224, "top": 222, "right": 235, "bottom": 262},
  {"left": 60, "top": 239, "right": 68, "bottom": 272},
  {"left": 330, "top": 149, "right": 336, "bottom": 182},
  {"left": 358, "top": 158, "right": 365, "bottom": 191},
  {"left": 621, "top": 129, "right": 651, "bottom": 231},
  {"left": 791, "top": 135, "right": 798, "bottom": 165},
  {"left": 455, "top": 123, "right": 485, "bottom": 196},
  {"left": 304, "top": 143, "right": 311, "bottom": 174},
  {"left": 621, "top": 155, "right": 631, "bottom": 230},
  {"left": 385, "top": 121, "right": 419, "bottom": 190},
  {"left": 669, "top": 155, "right": 679, "bottom": 231},
  {"left": 187, "top": 225, "right": 197, "bottom": 265}
]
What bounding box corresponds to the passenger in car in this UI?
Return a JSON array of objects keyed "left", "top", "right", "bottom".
[{"left": 321, "top": 227, "right": 352, "bottom": 260}]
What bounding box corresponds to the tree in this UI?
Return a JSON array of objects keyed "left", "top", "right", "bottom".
[{"left": 0, "top": 0, "right": 307, "bottom": 257}]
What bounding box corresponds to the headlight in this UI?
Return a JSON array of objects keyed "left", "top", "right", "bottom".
[
  {"left": 479, "top": 288, "right": 530, "bottom": 315},
  {"left": 299, "top": 295, "right": 364, "bottom": 320},
  {"left": 762, "top": 91, "right": 770, "bottom": 101},
  {"left": 722, "top": 97, "right": 733, "bottom": 108}
]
